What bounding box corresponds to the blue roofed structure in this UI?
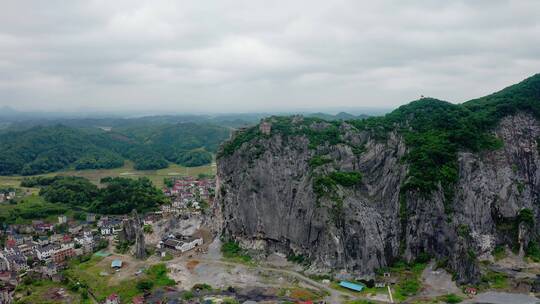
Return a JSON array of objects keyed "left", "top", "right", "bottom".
[
  {"left": 339, "top": 281, "right": 364, "bottom": 292},
  {"left": 111, "top": 259, "right": 123, "bottom": 269}
]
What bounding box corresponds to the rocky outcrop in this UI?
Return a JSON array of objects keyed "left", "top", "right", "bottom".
[
  {"left": 216, "top": 113, "right": 540, "bottom": 283},
  {"left": 121, "top": 210, "right": 146, "bottom": 259}
]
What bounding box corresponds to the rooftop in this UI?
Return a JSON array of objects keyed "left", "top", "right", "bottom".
[
  {"left": 111, "top": 259, "right": 123, "bottom": 268},
  {"left": 339, "top": 281, "right": 364, "bottom": 292}
]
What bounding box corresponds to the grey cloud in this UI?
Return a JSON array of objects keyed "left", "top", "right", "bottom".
[{"left": 0, "top": 0, "right": 539, "bottom": 113}]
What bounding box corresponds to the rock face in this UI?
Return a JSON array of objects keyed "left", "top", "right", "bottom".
[
  {"left": 216, "top": 113, "right": 540, "bottom": 283},
  {"left": 121, "top": 210, "right": 146, "bottom": 259}
]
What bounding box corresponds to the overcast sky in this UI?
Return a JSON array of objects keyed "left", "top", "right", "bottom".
[{"left": 0, "top": 0, "right": 539, "bottom": 114}]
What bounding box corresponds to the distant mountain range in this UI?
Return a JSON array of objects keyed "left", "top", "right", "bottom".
[{"left": 0, "top": 108, "right": 371, "bottom": 132}]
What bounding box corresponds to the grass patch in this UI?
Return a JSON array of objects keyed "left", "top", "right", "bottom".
[
  {"left": 492, "top": 245, "right": 507, "bottom": 261},
  {"left": 14, "top": 279, "right": 86, "bottom": 304},
  {"left": 64, "top": 256, "right": 175, "bottom": 303},
  {"left": 146, "top": 263, "right": 176, "bottom": 286},
  {"left": 379, "top": 260, "right": 427, "bottom": 302},
  {"left": 161, "top": 252, "right": 174, "bottom": 261},
  {"left": 438, "top": 293, "right": 464, "bottom": 303},
  {"left": 221, "top": 241, "right": 252, "bottom": 263},
  {"left": 480, "top": 270, "right": 509, "bottom": 289}
]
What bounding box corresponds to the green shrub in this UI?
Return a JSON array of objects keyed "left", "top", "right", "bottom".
[
  {"left": 481, "top": 271, "right": 508, "bottom": 289},
  {"left": 309, "top": 155, "right": 332, "bottom": 168},
  {"left": 396, "top": 279, "right": 420, "bottom": 296},
  {"left": 457, "top": 224, "right": 471, "bottom": 238},
  {"left": 313, "top": 175, "right": 337, "bottom": 197},
  {"left": 441, "top": 293, "right": 463, "bottom": 303},
  {"left": 146, "top": 263, "right": 176, "bottom": 286},
  {"left": 415, "top": 252, "right": 431, "bottom": 264},
  {"left": 143, "top": 224, "right": 153, "bottom": 234},
  {"left": 221, "top": 241, "right": 252, "bottom": 262},
  {"left": 223, "top": 298, "right": 240, "bottom": 304},
  {"left": 182, "top": 291, "right": 194, "bottom": 300},
  {"left": 518, "top": 208, "right": 534, "bottom": 226},
  {"left": 136, "top": 279, "right": 154, "bottom": 292},
  {"left": 192, "top": 283, "right": 212, "bottom": 291},
  {"left": 328, "top": 171, "right": 362, "bottom": 187},
  {"left": 287, "top": 254, "right": 309, "bottom": 265},
  {"left": 525, "top": 241, "right": 540, "bottom": 262},
  {"left": 492, "top": 245, "right": 506, "bottom": 261}
]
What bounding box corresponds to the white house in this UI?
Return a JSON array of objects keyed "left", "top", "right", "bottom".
[
  {"left": 58, "top": 215, "right": 67, "bottom": 224},
  {"left": 160, "top": 204, "right": 172, "bottom": 213},
  {"left": 158, "top": 235, "right": 203, "bottom": 253},
  {"left": 0, "top": 254, "right": 9, "bottom": 271},
  {"left": 74, "top": 234, "right": 94, "bottom": 252},
  {"left": 36, "top": 245, "right": 56, "bottom": 261},
  {"left": 100, "top": 225, "right": 113, "bottom": 236}
]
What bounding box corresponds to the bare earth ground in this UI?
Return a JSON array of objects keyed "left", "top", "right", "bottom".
[
  {"left": 164, "top": 238, "right": 390, "bottom": 304},
  {"left": 97, "top": 251, "right": 161, "bottom": 284},
  {"left": 419, "top": 262, "right": 462, "bottom": 298}
]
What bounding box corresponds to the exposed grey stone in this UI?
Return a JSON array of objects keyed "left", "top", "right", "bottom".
[{"left": 215, "top": 113, "right": 540, "bottom": 283}]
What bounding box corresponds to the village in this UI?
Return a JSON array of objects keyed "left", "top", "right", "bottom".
[
  {"left": 0, "top": 174, "right": 485, "bottom": 304},
  {"left": 0, "top": 176, "right": 216, "bottom": 304}
]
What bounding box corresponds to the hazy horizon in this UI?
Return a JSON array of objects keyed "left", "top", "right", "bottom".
[
  {"left": 0, "top": 104, "right": 390, "bottom": 119},
  {"left": 1, "top": 1, "right": 539, "bottom": 113}
]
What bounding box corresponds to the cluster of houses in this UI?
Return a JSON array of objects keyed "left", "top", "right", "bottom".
[
  {"left": 98, "top": 216, "right": 124, "bottom": 236},
  {"left": 102, "top": 293, "right": 144, "bottom": 304},
  {"left": 0, "top": 176, "right": 217, "bottom": 303},
  {"left": 162, "top": 177, "right": 215, "bottom": 212},
  {"left": 0, "top": 215, "right": 107, "bottom": 304},
  {"left": 0, "top": 190, "right": 16, "bottom": 203}
]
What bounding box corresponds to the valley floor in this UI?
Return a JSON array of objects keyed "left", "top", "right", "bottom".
[{"left": 0, "top": 161, "right": 215, "bottom": 189}]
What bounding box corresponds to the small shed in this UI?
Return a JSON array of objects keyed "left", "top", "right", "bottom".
[
  {"left": 339, "top": 281, "right": 364, "bottom": 292},
  {"left": 111, "top": 259, "right": 123, "bottom": 269}
]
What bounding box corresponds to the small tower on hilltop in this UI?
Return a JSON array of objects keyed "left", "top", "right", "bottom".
[{"left": 259, "top": 121, "right": 272, "bottom": 135}]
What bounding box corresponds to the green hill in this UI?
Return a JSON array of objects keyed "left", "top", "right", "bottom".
[{"left": 0, "top": 122, "right": 231, "bottom": 175}]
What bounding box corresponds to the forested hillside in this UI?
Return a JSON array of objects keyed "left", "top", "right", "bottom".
[{"left": 0, "top": 122, "right": 231, "bottom": 175}]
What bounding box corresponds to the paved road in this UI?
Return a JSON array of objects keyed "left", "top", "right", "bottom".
[{"left": 462, "top": 291, "right": 540, "bottom": 304}]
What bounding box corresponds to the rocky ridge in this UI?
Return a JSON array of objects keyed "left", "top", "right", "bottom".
[{"left": 215, "top": 76, "right": 540, "bottom": 283}]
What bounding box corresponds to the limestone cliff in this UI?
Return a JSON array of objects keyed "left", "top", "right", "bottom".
[
  {"left": 121, "top": 209, "right": 146, "bottom": 259},
  {"left": 215, "top": 76, "right": 540, "bottom": 283}
]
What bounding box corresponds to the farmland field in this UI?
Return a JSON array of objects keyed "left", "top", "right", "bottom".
[{"left": 0, "top": 161, "right": 216, "bottom": 190}]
